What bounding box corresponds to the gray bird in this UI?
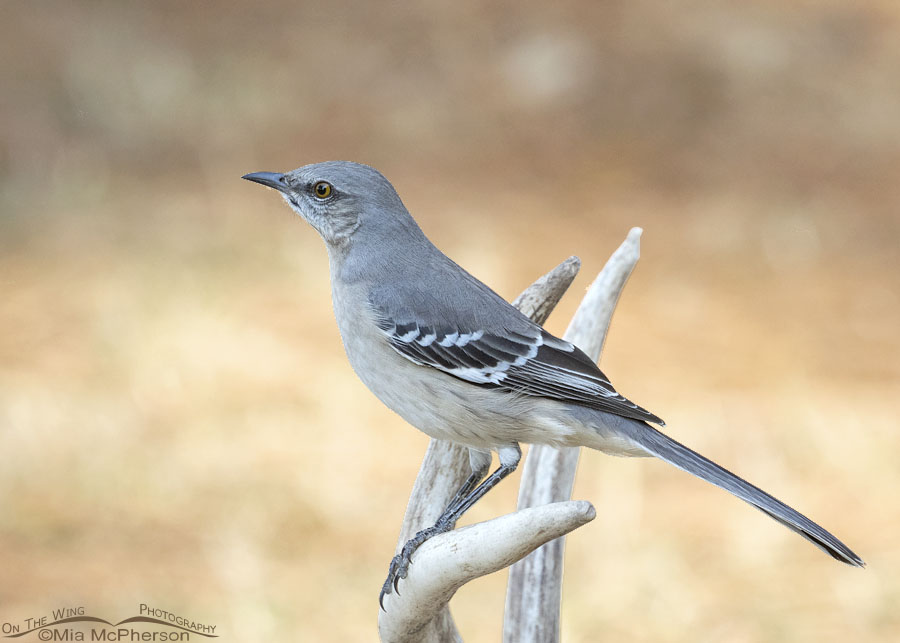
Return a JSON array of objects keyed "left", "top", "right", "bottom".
[{"left": 242, "top": 161, "right": 863, "bottom": 606}]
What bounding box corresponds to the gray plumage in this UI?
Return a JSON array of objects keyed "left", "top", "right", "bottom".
[{"left": 243, "top": 161, "right": 863, "bottom": 578}]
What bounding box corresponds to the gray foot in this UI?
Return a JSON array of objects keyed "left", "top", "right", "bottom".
[{"left": 379, "top": 522, "right": 451, "bottom": 609}]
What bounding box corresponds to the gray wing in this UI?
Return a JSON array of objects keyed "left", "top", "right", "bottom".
[{"left": 372, "top": 314, "right": 664, "bottom": 426}]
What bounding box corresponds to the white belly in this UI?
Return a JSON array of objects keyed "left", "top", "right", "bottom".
[
  {"left": 329, "top": 280, "right": 584, "bottom": 450},
  {"left": 328, "top": 278, "right": 646, "bottom": 456}
]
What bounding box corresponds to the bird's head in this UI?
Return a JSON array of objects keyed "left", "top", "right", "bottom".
[{"left": 243, "top": 160, "right": 413, "bottom": 247}]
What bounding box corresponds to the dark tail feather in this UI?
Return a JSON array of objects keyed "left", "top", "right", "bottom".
[{"left": 629, "top": 423, "right": 864, "bottom": 567}]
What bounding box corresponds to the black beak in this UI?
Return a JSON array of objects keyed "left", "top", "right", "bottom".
[{"left": 242, "top": 171, "right": 288, "bottom": 192}]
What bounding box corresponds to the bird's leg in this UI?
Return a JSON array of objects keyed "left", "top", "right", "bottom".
[
  {"left": 443, "top": 469, "right": 486, "bottom": 517},
  {"left": 443, "top": 449, "right": 492, "bottom": 518},
  {"left": 380, "top": 445, "right": 521, "bottom": 608}
]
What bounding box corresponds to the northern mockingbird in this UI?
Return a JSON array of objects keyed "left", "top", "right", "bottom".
[{"left": 243, "top": 161, "right": 863, "bottom": 605}]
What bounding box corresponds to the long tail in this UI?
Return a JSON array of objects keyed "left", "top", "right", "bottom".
[{"left": 626, "top": 422, "right": 864, "bottom": 567}]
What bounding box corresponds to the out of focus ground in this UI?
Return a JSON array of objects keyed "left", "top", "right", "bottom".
[{"left": 1, "top": 1, "right": 898, "bottom": 641}]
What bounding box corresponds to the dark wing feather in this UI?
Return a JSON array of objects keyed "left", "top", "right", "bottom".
[{"left": 374, "top": 315, "right": 664, "bottom": 426}]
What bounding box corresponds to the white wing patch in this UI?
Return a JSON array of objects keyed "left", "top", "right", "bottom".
[
  {"left": 380, "top": 322, "right": 540, "bottom": 385},
  {"left": 375, "top": 317, "right": 664, "bottom": 425}
]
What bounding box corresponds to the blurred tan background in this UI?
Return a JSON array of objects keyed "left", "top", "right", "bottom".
[{"left": 2, "top": 1, "right": 899, "bottom": 641}]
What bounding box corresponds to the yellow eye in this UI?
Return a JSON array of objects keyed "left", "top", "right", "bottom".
[{"left": 313, "top": 181, "right": 333, "bottom": 199}]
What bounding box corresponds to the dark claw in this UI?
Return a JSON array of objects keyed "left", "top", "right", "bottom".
[
  {"left": 378, "top": 454, "right": 519, "bottom": 610},
  {"left": 379, "top": 524, "right": 451, "bottom": 609},
  {"left": 379, "top": 555, "right": 402, "bottom": 610}
]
